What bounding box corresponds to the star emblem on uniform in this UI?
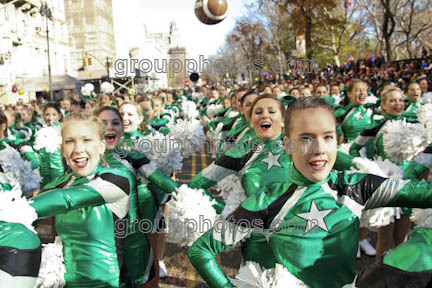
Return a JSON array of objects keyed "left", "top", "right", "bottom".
[
  {"left": 296, "top": 200, "right": 333, "bottom": 233},
  {"left": 261, "top": 152, "right": 282, "bottom": 170},
  {"left": 354, "top": 112, "right": 364, "bottom": 120}
]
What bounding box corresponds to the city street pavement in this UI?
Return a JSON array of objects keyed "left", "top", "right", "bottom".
[{"left": 36, "top": 151, "right": 378, "bottom": 287}]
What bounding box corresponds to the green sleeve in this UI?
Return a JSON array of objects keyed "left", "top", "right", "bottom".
[
  {"left": 30, "top": 172, "right": 129, "bottom": 219},
  {"left": 362, "top": 177, "right": 432, "bottom": 210},
  {"left": 30, "top": 185, "right": 106, "bottom": 219},
  {"left": 349, "top": 131, "right": 376, "bottom": 158},
  {"left": 388, "top": 180, "right": 432, "bottom": 208},
  {"left": 334, "top": 151, "right": 356, "bottom": 171},
  {"left": 187, "top": 230, "right": 235, "bottom": 288},
  {"left": 403, "top": 161, "right": 429, "bottom": 180},
  {"left": 402, "top": 111, "right": 417, "bottom": 120}
]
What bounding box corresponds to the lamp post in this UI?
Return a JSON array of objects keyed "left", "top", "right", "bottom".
[{"left": 40, "top": 3, "right": 53, "bottom": 101}]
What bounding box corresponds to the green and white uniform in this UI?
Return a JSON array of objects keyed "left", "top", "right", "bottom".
[
  {"left": 31, "top": 163, "right": 132, "bottom": 287},
  {"left": 188, "top": 165, "right": 432, "bottom": 288}
]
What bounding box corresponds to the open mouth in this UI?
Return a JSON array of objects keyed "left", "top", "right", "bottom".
[
  {"left": 260, "top": 123, "right": 271, "bottom": 131},
  {"left": 309, "top": 160, "right": 328, "bottom": 171},
  {"left": 358, "top": 96, "right": 366, "bottom": 102},
  {"left": 73, "top": 157, "right": 89, "bottom": 169},
  {"left": 394, "top": 107, "right": 403, "bottom": 113},
  {"left": 105, "top": 133, "right": 116, "bottom": 144}
]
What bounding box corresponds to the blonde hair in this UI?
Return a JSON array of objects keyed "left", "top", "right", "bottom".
[
  {"left": 381, "top": 87, "right": 404, "bottom": 105},
  {"left": 62, "top": 109, "right": 107, "bottom": 166}
]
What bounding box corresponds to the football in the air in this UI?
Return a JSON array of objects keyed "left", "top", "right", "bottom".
[{"left": 194, "top": 0, "right": 228, "bottom": 25}]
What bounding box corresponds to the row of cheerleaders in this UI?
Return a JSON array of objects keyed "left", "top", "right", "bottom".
[{"left": 1, "top": 79, "right": 432, "bottom": 288}]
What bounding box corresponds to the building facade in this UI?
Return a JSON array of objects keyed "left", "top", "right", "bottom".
[
  {"left": 0, "top": 0, "right": 72, "bottom": 104},
  {"left": 64, "top": 0, "right": 115, "bottom": 74}
]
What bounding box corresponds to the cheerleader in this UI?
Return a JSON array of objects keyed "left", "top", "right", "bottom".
[
  {"left": 0, "top": 111, "right": 40, "bottom": 172},
  {"left": 1, "top": 110, "right": 134, "bottom": 287},
  {"left": 402, "top": 82, "right": 423, "bottom": 120},
  {"left": 189, "top": 95, "right": 357, "bottom": 270},
  {"left": 188, "top": 96, "right": 432, "bottom": 288},
  {"left": 147, "top": 97, "right": 171, "bottom": 135},
  {"left": 119, "top": 102, "right": 176, "bottom": 280},
  {"left": 350, "top": 87, "right": 418, "bottom": 259},
  {"left": 35, "top": 103, "right": 64, "bottom": 188},
  {"left": 335, "top": 79, "right": 376, "bottom": 143},
  {"left": 96, "top": 106, "right": 179, "bottom": 287}
]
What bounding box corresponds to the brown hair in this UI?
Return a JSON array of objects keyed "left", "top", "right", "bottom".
[
  {"left": 62, "top": 109, "right": 107, "bottom": 166},
  {"left": 95, "top": 106, "right": 122, "bottom": 122},
  {"left": 284, "top": 96, "right": 336, "bottom": 137},
  {"left": 248, "top": 94, "right": 285, "bottom": 121},
  {"left": 0, "top": 110, "right": 8, "bottom": 137},
  {"left": 43, "top": 103, "right": 63, "bottom": 123}
]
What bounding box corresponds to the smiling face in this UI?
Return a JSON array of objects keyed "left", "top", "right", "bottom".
[
  {"left": 43, "top": 107, "right": 61, "bottom": 126},
  {"left": 407, "top": 83, "right": 422, "bottom": 102},
  {"left": 61, "top": 120, "right": 105, "bottom": 177},
  {"left": 101, "top": 95, "right": 112, "bottom": 107},
  {"left": 285, "top": 108, "right": 337, "bottom": 182},
  {"left": 382, "top": 90, "right": 405, "bottom": 116},
  {"left": 348, "top": 82, "right": 368, "bottom": 105},
  {"left": 119, "top": 104, "right": 142, "bottom": 133},
  {"left": 99, "top": 110, "right": 123, "bottom": 150},
  {"left": 251, "top": 98, "right": 283, "bottom": 140}
]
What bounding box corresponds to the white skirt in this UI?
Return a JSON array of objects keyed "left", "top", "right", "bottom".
[{"left": 360, "top": 207, "right": 403, "bottom": 230}]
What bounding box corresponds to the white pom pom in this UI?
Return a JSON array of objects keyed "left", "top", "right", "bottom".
[
  {"left": 416, "top": 104, "right": 432, "bottom": 143},
  {"left": 332, "top": 94, "right": 342, "bottom": 106},
  {"left": 366, "top": 94, "right": 378, "bottom": 104},
  {"left": 352, "top": 157, "right": 403, "bottom": 179},
  {"left": 411, "top": 208, "right": 432, "bottom": 228},
  {"left": 229, "top": 262, "right": 308, "bottom": 288},
  {"left": 35, "top": 126, "right": 62, "bottom": 153},
  {"left": 168, "top": 119, "right": 206, "bottom": 158},
  {"left": 100, "top": 81, "right": 114, "bottom": 94},
  {"left": 218, "top": 175, "right": 247, "bottom": 219},
  {"left": 421, "top": 92, "right": 432, "bottom": 104},
  {"left": 206, "top": 122, "right": 223, "bottom": 144},
  {"left": 181, "top": 101, "right": 199, "bottom": 120},
  {"left": 81, "top": 83, "right": 94, "bottom": 96},
  {"left": 273, "top": 264, "right": 308, "bottom": 287},
  {"left": 206, "top": 104, "right": 223, "bottom": 119},
  {"left": 229, "top": 261, "right": 273, "bottom": 288},
  {"left": 167, "top": 184, "right": 218, "bottom": 247},
  {"left": 37, "top": 237, "right": 66, "bottom": 288},
  {"left": 0, "top": 185, "right": 37, "bottom": 233},
  {"left": 382, "top": 119, "right": 429, "bottom": 163},
  {"left": 144, "top": 132, "right": 183, "bottom": 175},
  {"left": 0, "top": 145, "right": 42, "bottom": 194}
]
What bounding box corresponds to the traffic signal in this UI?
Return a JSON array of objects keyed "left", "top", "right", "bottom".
[
  {"left": 82, "top": 58, "right": 86, "bottom": 67},
  {"left": 88, "top": 58, "right": 92, "bottom": 65}
]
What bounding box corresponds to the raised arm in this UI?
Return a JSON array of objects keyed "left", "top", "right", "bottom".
[{"left": 30, "top": 171, "right": 130, "bottom": 219}]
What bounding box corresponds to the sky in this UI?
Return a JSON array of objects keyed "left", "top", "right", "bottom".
[{"left": 112, "top": 0, "right": 253, "bottom": 62}]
